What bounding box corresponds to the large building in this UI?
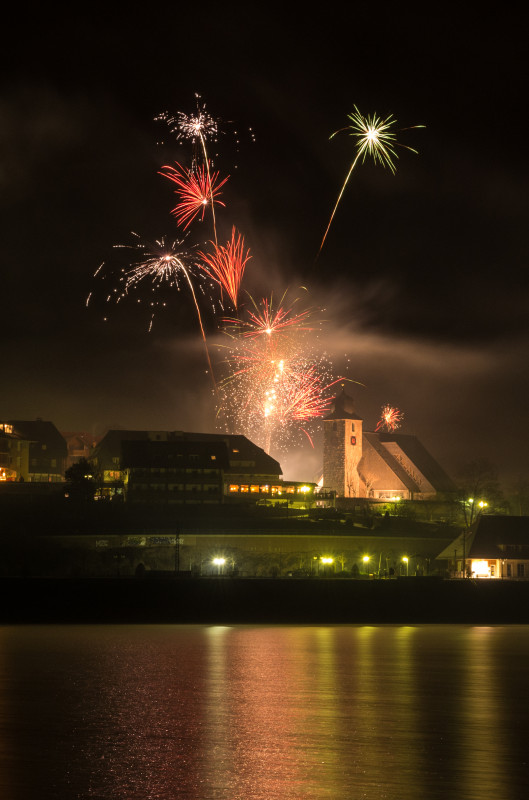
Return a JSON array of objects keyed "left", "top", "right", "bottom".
[
  {"left": 91, "top": 429, "right": 317, "bottom": 506},
  {"left": 323, "top": 388, "right": 455, "bottom": 500},
  {"left": 2, "top": 419, "right": 67, "bottom": 482}
]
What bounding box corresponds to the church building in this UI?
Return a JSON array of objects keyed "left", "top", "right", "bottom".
[{"left": 323, "top": 387, "right": 455, "bottom": 500}]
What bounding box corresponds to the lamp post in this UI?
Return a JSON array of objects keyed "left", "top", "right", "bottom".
[
  {"left": 362, "top": 555, "right": 370, "bottom": 576},
  {"left": 212, "top": 557, "right": 226, "bottom": 575},
  {"left": 402, "top": 556, "right": 409, "bottom": 577},
  {"left": 321, "top": 556, "right": 334, "bottom": 576}
]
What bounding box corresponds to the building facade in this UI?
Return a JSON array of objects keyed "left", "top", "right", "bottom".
[
  {"left": 437, "top": 515, "right": 529, "bottom": 579},
  {"left": 323, "top": 388, "right": 455, "bottom": 500}
]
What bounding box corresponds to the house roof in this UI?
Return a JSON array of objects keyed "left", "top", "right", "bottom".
[
  {"left": 437, "top": 516, "right": 529, "bottom": 560},
  {"left": 121, "top": 439, "right": 230, "bottom": 470},
  {"left": 9, "top": 419, "right": 67, "bottom": 454},
  {"left": 93, "top": 430, "right": 282, "bottom": 477}
]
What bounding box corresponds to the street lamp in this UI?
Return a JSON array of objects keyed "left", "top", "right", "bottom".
[
  {"left": 362, "top": 555, "right": 370, "bottom": 576},
  {"left": 402, "top": 556, "right": 409, "bottom": 576},
  {"left": 212, "top": 557, "right": 226, "bottom": 575}
]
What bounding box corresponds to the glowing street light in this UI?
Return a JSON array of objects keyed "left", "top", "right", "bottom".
[
  {"left": 212, "top": 557, "right": 226, "bottom": 575},
  {"left": 362, "top": 555, "right": 370, "bottom": 575},
  {"left": 402, "top": 556, "right": 409, "bottom": 576}
]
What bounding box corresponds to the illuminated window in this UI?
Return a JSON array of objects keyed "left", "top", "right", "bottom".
[
  {"left": 286, "top": 486, "right": 295, "bottom": 494},
  {"left": 250, "top": 485, "right": 259, "bottom": 493},
  {"left": 260, "top": 485, "right": 270, "bottom": 493},
  {"left": 229, "top": 484, "right": 239, "bottom": 493},
  {"left": 471, "top": 560, "right": 490, "bottom": 577},
  {"left": 211, "top": 455, "right": 216, "bottom": 460},
  {"left": 240, "top": 485, "right": 249, "bottom": 493}
]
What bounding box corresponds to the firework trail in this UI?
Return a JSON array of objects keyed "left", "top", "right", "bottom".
[
  {"left": 96, "top": 233, "right": 217, "bottom": 386},
  {"left": 375, "top": 404, "right": 404, "bottom": 432},
  {"left": 198, "top": 227, "right": 251, "bottom": 309},
  {"left": 159, "top": 162, "right": 229, "bottom": 230},
  {"left": 318, "top": 106, "right": 423, "bottom": 255},
  {"left": 156, "top": 95, "right": 221, "bottom": 241}
]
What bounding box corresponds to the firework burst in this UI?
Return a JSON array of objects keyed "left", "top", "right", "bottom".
[
  {"left": 156, "top": 95, "right": 218, "bottom": 154},
  {"left": 218, "top": 298, "right": 344, "bottom": 453},
  {"left": 159, "top": 162, "right": 229, "bottom": 230},
  {"left": 156, "top": 95, "right": 222, "bottom": 241},
  {"left": 375, "top": 404, "right": 404, "bottom": 432},
  {"left": 319, "top": 105, "right": 423, "bottom": 254},
  {"left": 198, "top": 227, "right": 251, "bottom": 309},
  {"left": 223, "top": 292, "right": 317, "bottom": 339},
  {"left": 92, "top": 233, "right": 216, "bottom": 385}
]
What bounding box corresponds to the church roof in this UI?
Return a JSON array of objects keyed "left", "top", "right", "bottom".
[
  {"left": 324, "top": 386, "right": 363, "bottom": 421},
  {"left": 377, "top": 433, "right": 456, "bottom": 493},
  {"left": 363, "top": 432, "right": 422, "bottom": 493}
]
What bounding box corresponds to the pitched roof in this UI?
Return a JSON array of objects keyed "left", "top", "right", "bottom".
[
  {"left": 377, "top": 432, "right": 456, "bottom": 493},
  {"left": 437, "top": 515, "right": 529, "bottom": 560},
  {"left": 93, "top": 430, "right": 282, "bottom": 476},
  {"left": 9, "top": 419, "right": 67, "bottom": 454},
  {"left": 362, "top": 432, "right": 422, "bottom": 492},
  {"left": 121, "top": 439, "right": 230, "bottom": 470}
]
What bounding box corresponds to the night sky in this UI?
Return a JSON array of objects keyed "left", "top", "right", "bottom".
[{"left": 2, "top": 8, "right": 527, "bottom": 483}]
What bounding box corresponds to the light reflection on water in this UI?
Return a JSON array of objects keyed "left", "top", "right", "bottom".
[{"left": 0, "top": 624, "right": 528, "bottom": 799}]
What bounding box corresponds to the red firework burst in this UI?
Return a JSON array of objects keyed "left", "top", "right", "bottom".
[
  {"left": 224, "top": 295, "right": 316, "bottom": 338},
  {"left": 198, "top": 227, "right": 251, "bottom": 308},
  {"left": 281, "top": 368, "right": 342, "bottom": 421},
  {"left": 375, "top": 404, "right": 404, "bottom": 432},
  {"left": 159, "top": 162, "right": 229, "bottom": 230}
]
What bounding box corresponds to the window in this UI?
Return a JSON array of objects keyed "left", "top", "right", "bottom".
[
  {"left": 229, "top": 484, "right": 239, "bottom": 493},
  {"left": 351, "top": 423, "right": 355, "bottom": 432},
  {"left": 507, "top": 563, "right": 512, "bottom": 577},
  {"left": 517, "top": 563, "right": 525, "bottom": 578}
]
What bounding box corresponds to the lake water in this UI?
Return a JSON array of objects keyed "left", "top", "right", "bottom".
[{"left": 0, "top": 625, "right": 528, "bottom": 799}]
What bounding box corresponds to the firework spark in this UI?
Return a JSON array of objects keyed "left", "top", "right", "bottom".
[
  {"left": 100, "top": 233, "right": 216, "bottom": 384},
  {"left": 159, "top": 162, "right": 229, "bottom": 230},
  {"left": 198, "top": 227, "right": 251, "bottom": 309},
  {"left": 375, "top": 404, "right": 404, "bottom": 432},
  {"left": 156, "top": 95, "right": 222, "bottom": 240},
  {"left": 319, "top": 105, "right": 423, "bottom": 254},
  {"left": 218, "top": 299, "right": 345, "bottom": 453},
  {"left": 156, "top": 95, "right": 218, "bottom": 151},
  {"left": 223, "top": 293, "right": 317, "bottom": 338}
]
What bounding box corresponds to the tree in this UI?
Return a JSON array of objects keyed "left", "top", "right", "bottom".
[
  {"left": 457, "top": 458, "right": 503, "bottom": 528},
  {"left": 64, "top": 458, "right": 96, "bottom": 502}
]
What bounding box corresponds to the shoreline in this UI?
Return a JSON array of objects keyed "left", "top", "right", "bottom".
[{"left": 2, "top": 576, "right": 529, "bottom": 624}]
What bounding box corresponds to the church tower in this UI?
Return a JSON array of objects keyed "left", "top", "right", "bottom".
[{"left": 323, "top": 386, "right": 363, "bottom": 497}]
